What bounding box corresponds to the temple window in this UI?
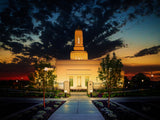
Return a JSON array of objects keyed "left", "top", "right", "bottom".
[{"left": 69, "top": 76, "right": 73, "bottom": 86}]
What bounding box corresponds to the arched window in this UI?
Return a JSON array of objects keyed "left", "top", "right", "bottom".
[{"left": 78, "top": 37, "right": 80, "bottom": 44}]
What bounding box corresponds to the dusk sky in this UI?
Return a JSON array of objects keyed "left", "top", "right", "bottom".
[{"left": 0, "top": 0, "right": 160, "bottom": 73}]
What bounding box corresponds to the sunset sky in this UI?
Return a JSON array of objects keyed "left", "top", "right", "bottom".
[
  {"left": 114, "top": 14, "right": 160, "bottom": 66},
  {"left": 0, "top": 0, "right": 160, "bottom": 74}
]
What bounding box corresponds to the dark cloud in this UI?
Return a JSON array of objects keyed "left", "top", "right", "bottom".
[
  {"left": 12, "top": 55, "right": 37, "bottom": 64},
  {"left": 0, "top": 0, "right": 9, "bottom": 12},
  {"left": 0, "top": 0, "right": 159, "bottom": 60},
  {"left": 125, "top": 45, "right": 160, "bottom": 58},
  {"left": 0, "top": 63, "right": 34, "bottom": 73}
]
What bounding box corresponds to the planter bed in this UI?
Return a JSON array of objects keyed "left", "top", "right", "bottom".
[
  {"left": 0, "top": 102, "right": 36, "bottom": 119},
  {"left": 7, "top": 101, "right": 65, "bottom": 120},
  {"left": 92, "top": 100, "right": 146, "bottom": 120},
  {"left": 119, "top": 101, "right": 160, "bottom": 120}
]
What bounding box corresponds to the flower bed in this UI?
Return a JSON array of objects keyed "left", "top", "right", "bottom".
[
  {"left": 93, "top": 100, "right": 145, "bottom": 120},
  {"left": 8, "top": 101, "right": 65, "bottom": 120}
]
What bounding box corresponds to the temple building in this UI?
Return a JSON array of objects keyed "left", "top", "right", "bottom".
[{"left": 55, "top": 29, "right": 124, "bottom": 90}]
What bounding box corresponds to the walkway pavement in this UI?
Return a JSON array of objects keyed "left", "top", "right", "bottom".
[{"left": 48, "top": 92, "right": 104, "bottom": 120}]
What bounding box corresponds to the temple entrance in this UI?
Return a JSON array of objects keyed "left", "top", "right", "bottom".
[
  {"left": 69, "top": 75, "right": 90, "bottom": 90},
  {"left": 77, "top": 76, "right": 81, "bottom": 87}
]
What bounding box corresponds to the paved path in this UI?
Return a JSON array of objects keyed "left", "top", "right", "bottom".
[{"left": 48, "top": 92, "right": 104, "bottom": 120}]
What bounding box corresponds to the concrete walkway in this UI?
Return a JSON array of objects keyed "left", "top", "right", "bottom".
[{"left": 48, "top": 92, "right": 104, "bottom": 120}]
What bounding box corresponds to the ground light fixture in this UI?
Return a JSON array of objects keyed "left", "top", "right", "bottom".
[
  {"left": 42, "top": 67, "right": 54, "bottom": 108},
  {"left": 90, "top": 89, "right": 93, "bottom": 97},
  {"left": 151, "top": 74, "right": 154, "bottom": 78},
  {"left": 64, "top": 90, "right": 67, "bottom": 98},
  {"left": 43, "top": 67, "right": 49, "bottom": 108}
]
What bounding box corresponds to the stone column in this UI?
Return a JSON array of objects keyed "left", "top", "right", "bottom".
[{"left": 64, "top": 81, "right": 70, "bottom": 94}]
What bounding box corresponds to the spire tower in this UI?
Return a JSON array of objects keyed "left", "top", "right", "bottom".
[{"left": 70, "top": 29, "right": 88, "bottom": 60}]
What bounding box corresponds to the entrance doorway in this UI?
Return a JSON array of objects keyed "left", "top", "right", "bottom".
[{"left": 77, "top": 76, "right": 81, "bottom": 87}]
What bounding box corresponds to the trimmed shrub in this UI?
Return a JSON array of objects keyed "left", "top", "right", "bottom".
[
  {"left": 55, "top": 101, "right": 62, "bottom": 105},
  {"left": 54, "top": 105, "right": 59, "bottom": 108},
  {"left": 44, "top": 107, "right": 52, "bottom": 111},
  {"left": 31, "top": 114, "right": 43, "bottom": 120},
  {"left": 37, "top": 110, "right": 46, "bottom": 115}
]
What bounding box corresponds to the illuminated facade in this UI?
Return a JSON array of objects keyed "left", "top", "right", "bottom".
[
  {"left": 70, "top": 29, "right": 88, "bottom": 60},
  {"left": 55, "top": 29, "right": 124, "bottom": 90}
]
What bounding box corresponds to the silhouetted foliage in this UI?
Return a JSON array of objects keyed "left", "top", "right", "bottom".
[
  {"left": 33, "top": 60, "right": 56, "bottom": 90},
  {"left": 130, "top": 73, "right": 150, "bottom": 89},
  {"left": 124, "top": 76, "right": 130, "bottom": 88}
]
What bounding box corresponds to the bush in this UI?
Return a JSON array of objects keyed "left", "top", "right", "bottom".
[
  {"left": 92, "top": 92, "right": 98, "bottom": 97},
  {"left": 31, "top": 114, "right": 43, "bottom": 120},
  {"left": 104, "top": 93, "right": 108, "bottom": 98},
  {"left": 31, "top": 107, "right": 38, "bottom": 111},
  {"left": 100, "top": 107, "right": 117, "bottom": 119},
  {"left": 55, "top": 101, "right": 62, "bottom": 105},
  {"left": 24, "top": 110, "right": 31, "bottom": 115},
  {"left": 37, "top": 110, "right": 46, "bottom": 115},
  {"left": 97, "top": 93, "right": 103, "bottom": 97},
  {"left": 110, "top": 93, "right": 116, "bottom": 97},
  {"left": 96, "top": 102, "right": 104, "bottom": 107},
  {"left": 54, "top": 105, "right": 59, "bottom": 108},
  {"left": 54, "top": 95, "right": 58, "bottom": 98},
  {"left": 44, "top": 107, "right": 52, "bottom": 111}
]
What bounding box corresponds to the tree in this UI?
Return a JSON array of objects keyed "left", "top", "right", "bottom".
[
  {"left": 130, "top": 73, "right": 150, "bottom": 89},
  {"left": 46, "top": 70, "right": 57, "bottom": 91},
  {"left": 32, "top": 60, "right": 56, "bottom": 108},
  {"left": 28, "top": 72, "right": 35, "bottom": 88},
  {"left": 98, "top": 53, "right": 123, "bottom": 108},
  {"left": 34, "top": 60, "right": 56, "bottom": 89},
  {"left": 124, "top": 76, "right": 130, "bottom": 88}
]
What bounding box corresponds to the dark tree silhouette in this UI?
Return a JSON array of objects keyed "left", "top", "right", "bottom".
[
  {"left": 124, "top": 76, "right": 130, "bottom": 88},
  {"left": 130, "top": 73, "right": 150, "bottom": 89}
]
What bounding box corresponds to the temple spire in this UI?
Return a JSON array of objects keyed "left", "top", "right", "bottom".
[
  {"left": 70, "top": 29, "right": 88, "bottom": 60},
  {"left": 74, "top": 29, "right": 84, "bottom": 51}
]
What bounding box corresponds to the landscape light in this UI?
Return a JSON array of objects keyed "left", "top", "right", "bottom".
[
  {"left": 90, "top": 90, "right": 93, "bottom": 93},
  {"left": 64, "top": 90, "right": 67, "bottom": 98},
  {"left": 151, "top": 74, "right": 154, "bottom": 78},
  {"left": 90, "top": 89, "right": 93, "bottom": 97},
  {"left": 44, "top": 67, "right": 48, "bottom": 71}
]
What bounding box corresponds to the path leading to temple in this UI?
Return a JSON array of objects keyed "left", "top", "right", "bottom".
[{"left": 48, "top": 92, "right": 104, "bottom": 120}]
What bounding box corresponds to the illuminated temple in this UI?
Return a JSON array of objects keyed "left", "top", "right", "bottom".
[{"left": 55, "top": 29, "right": 124, "bottom": 90}]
